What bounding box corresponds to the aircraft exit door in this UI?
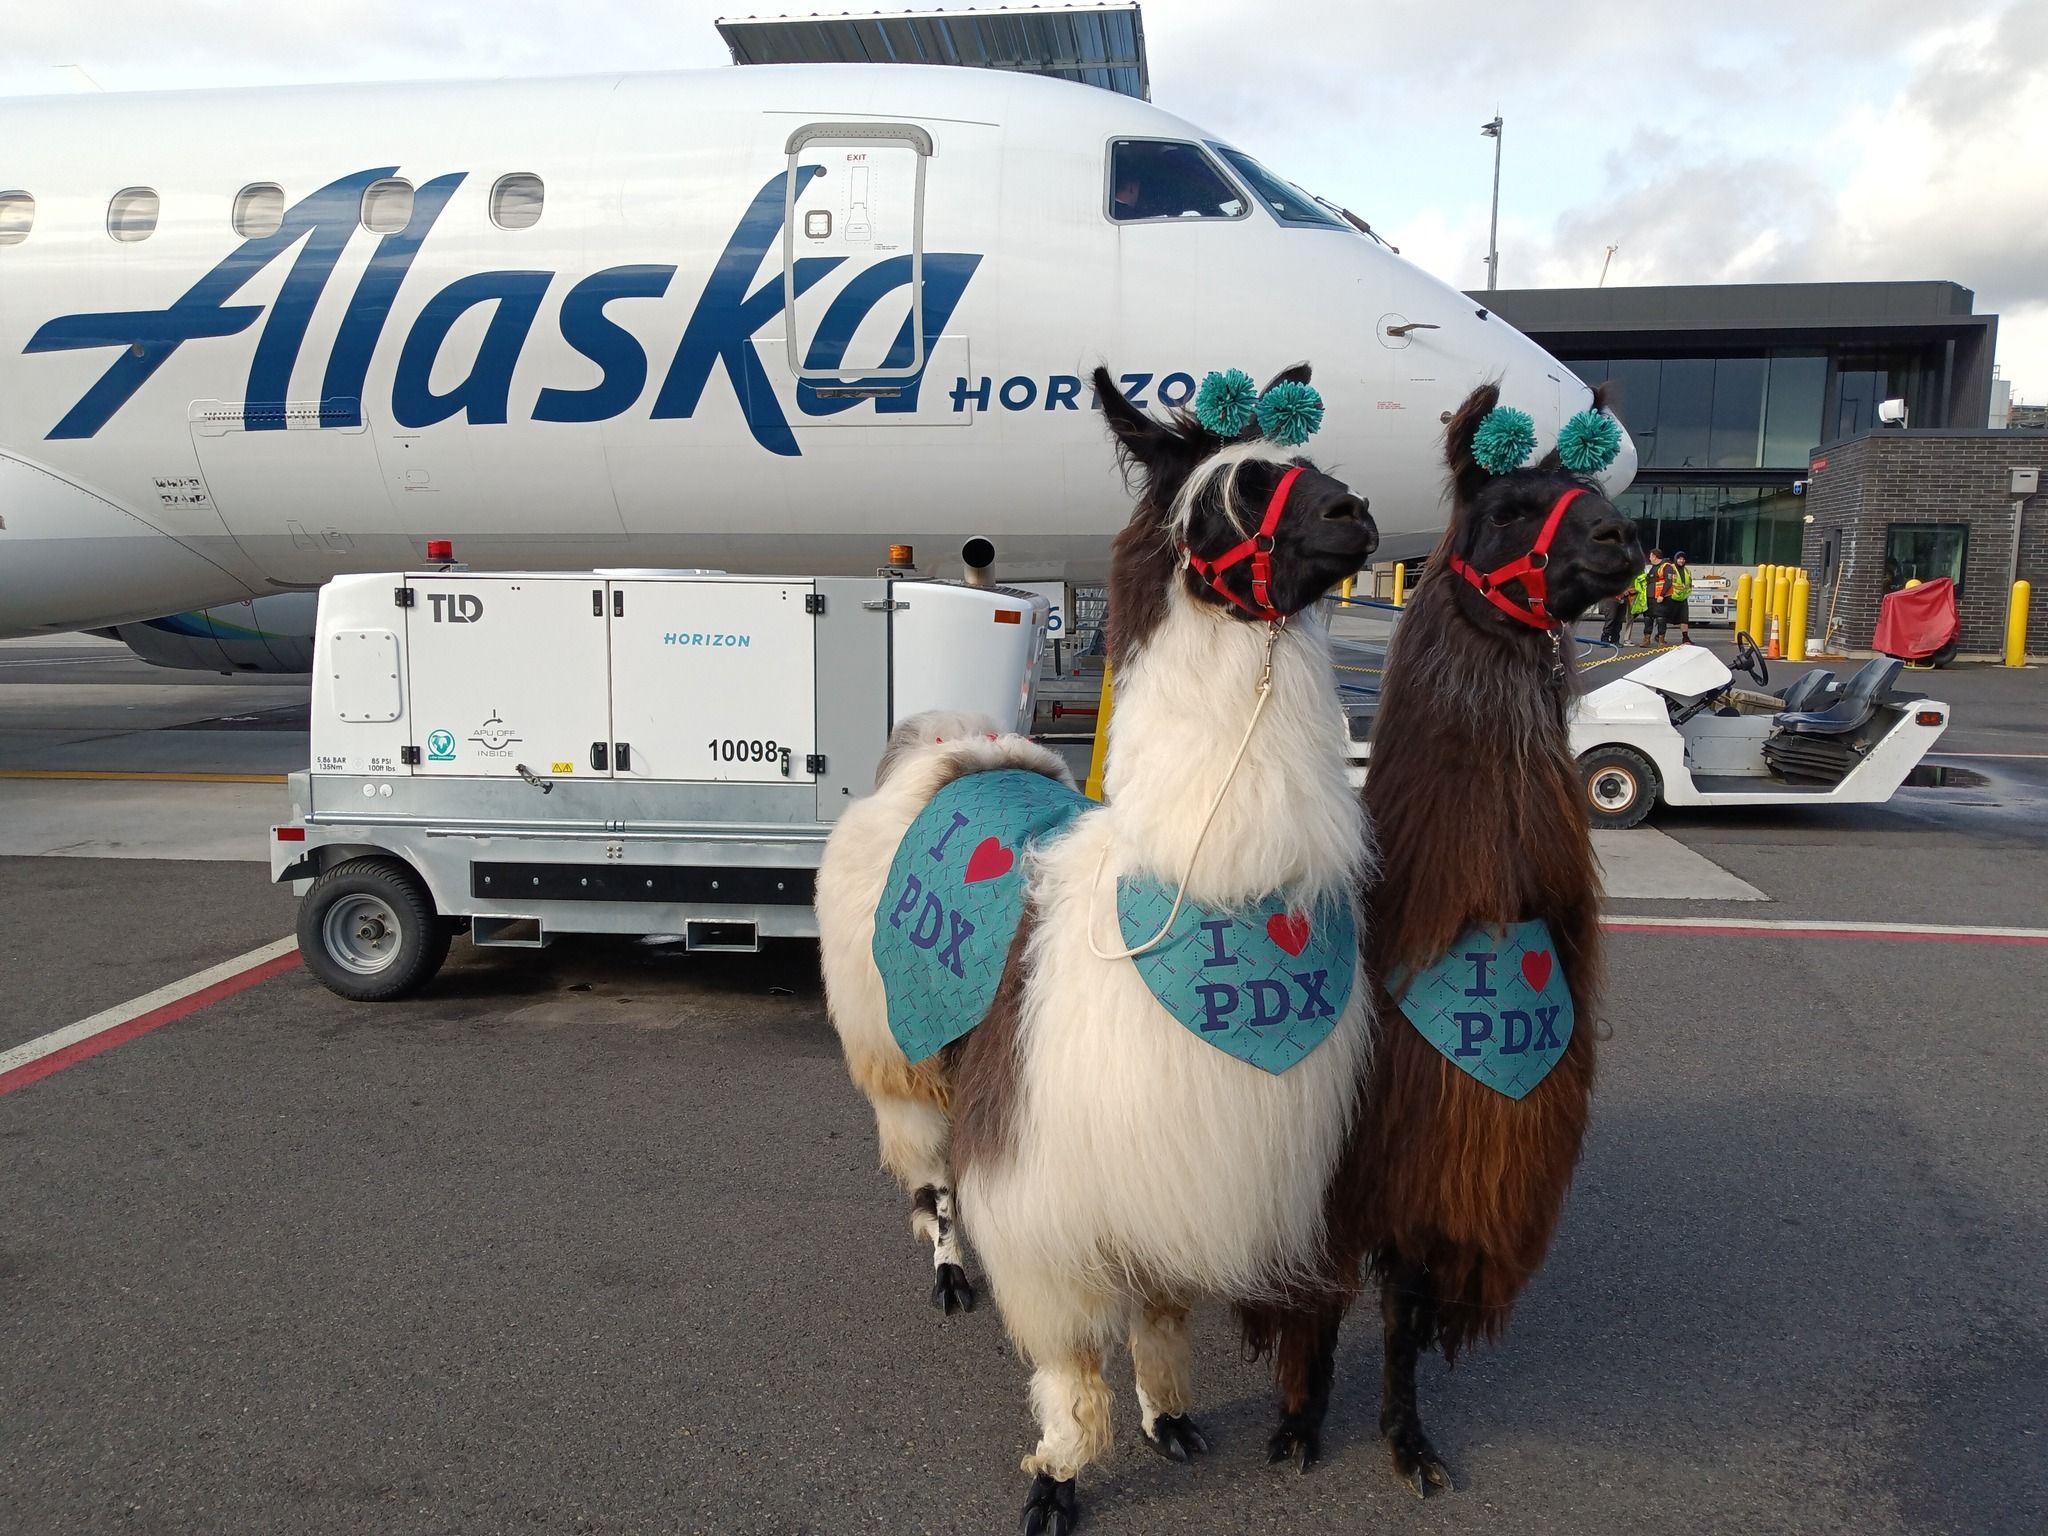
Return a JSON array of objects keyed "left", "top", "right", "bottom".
[{"left": 781, "top": 122, "right": 933, "bottom": 381}]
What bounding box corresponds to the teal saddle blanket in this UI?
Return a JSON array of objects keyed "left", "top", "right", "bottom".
[
  {"left": 1393, "top": 919, "right": 1575, "bottom": 1100},
  {"left": 872, "top": 770, "right": 1355, "bottom": 1074}
]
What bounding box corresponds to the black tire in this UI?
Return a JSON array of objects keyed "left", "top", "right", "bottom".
[
  {"left": 1929, "top": 638, "right": 1958, "bottom": 669},
  {"left": 1578, "top": 745, "right": 1658, "bottom": 830},
  {"left": 297, "top": 857, "right": 451, "bottom": 1002}
]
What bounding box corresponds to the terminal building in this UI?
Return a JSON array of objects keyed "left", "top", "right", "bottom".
[{"left": 1478, "top": 281, "right": 2002, "bottom": 569}]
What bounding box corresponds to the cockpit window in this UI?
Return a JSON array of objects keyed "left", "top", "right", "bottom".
[
  {"left": 1208, "top": 145, "right": 1348, "bottom": 229},
  {"left": 1107, "top": 140, "right": 1246, "bottom": 223}
]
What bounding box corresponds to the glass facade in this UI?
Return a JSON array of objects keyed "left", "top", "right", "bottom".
[
  {"left": 1609, "top": 484, "right": 1807, "bottom": 566},
  {"left": 1568, "top": 351, "right": 1829, "bottom": 470}
]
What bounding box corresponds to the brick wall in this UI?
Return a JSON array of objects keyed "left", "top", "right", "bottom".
[{"left": 1799, "top": 430, "right": 2046, "bottom": 655}]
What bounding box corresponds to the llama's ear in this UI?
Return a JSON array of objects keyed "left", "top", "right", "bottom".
[
  {"left": 1261, "top": 361, "right": 1312, "bottom": 393},
  {"left": 1590, "top": 380, "right": 1615, "bottom": 413},
  {"left": 1444, "top": 382, "right": 1501, "bottom": 506},
  {"left": 1094, "top": 365, "right": 1184, "bottom": 480}
]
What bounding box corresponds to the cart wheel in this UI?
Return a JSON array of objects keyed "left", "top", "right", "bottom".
[
  {"left": 1929, "top": 638, "right": 1958, "bottom": 669},
  {"left": 298, "top": 857, "right": 451, "bottom": 1001},
  {"left": 1578, "top": 746, "right": 1658, "bottom": 831}
]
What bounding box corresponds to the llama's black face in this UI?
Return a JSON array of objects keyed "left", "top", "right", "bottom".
[
  {"left": 1094, "top": 364, "right": 1377, "bottom": 631},
  {"left": 1176, "top": 451, "right": 1377, "bottom": 618},
  {"left": 1442, "top": 383, "right": 1644, "bottom": 627}
]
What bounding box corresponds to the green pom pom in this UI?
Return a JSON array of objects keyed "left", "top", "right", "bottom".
[
  {"left": 1256, "top": 380, "right": 1324, "bottom": 446},
  {"left": 1193, "top": 369, "right": 1259, "bottom": 437},
  {"left": 1471, "top": 406, "right": 1536, "bottom": 474},
  {"left": 1557, "top": 409, "right": 1623, "bottom": 474}
]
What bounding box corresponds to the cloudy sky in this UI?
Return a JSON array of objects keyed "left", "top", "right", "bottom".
[{"left": 5, "top": 0, "right": 2043, "bottom": 401}]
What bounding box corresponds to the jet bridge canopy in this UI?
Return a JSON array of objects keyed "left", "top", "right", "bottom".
[{"left": 715, "top": 3, "right": 1150, "bottom": 99}]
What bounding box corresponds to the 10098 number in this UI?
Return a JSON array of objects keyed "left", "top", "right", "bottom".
[{"left": 708, "top": 738, "right": 782, "bottom": 764}]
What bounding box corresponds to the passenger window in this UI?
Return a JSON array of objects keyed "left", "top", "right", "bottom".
[
  {"left": 489, "top": 173, "right": 544, "bottom": 230},
  {"left": 1107, "top": 140, "right": 1245, "bottom": 222},
  {"left": 0, "top": 190, "right": 32, "bottom": 247},
  {"left": 361, "top": 177, "right": 414, "bottom": 235},
  {"left": 108, "top": 187, "right": 159, "bottom": 242},
  {"left": 1207, "top": 145, "right": 1347, "bottom": 229},
  {"left": 233, "top": 183, "right": 286, "bottom": 239}
]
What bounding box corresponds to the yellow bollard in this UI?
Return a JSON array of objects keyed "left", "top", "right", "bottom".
[
  {"left": 1339, "top": 576, "right": 1354, "bottom": 601},
  {"left": 1788, "top": 574, "right": 1810, "bottom": 661},
  {"left": 1392, "top": 561, "right": 1407, "bottom": 608},
  {"left": 1772, "top": 571, "right": 1793, "bottom": 657},
  {"left": 1083, "top": 663, "right": 1114, "bottom": 801},
  {"left": 1733, "top": 572, "right": 1752, "bottom": 637},
  {"left": 2008, "top": 580, "right": 2033, "bottom": 667}
]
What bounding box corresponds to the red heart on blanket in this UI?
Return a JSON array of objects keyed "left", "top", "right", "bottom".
[
  {"left": 1521, "top": 950, "right": 1554, "bottom": 991},
  {"left": 1266, "top": 911, "right": 1311, "bottom": 957},
  {"left": 963, "top": 837, "right": 1015, "bottom": 884}
]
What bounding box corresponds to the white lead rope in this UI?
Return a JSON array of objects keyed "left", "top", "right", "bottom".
[{"left": 1087, "top": 620, "right": 1284, "bottom": 961}]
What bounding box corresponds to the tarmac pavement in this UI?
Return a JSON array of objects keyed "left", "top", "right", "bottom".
[{"left": 2, "top": 636, "right": 2045, "bottom": 1535}]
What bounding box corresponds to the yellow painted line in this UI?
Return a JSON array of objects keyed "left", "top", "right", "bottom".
[{"left": 0, "top": 770, "right": 287, "bottom": 784}]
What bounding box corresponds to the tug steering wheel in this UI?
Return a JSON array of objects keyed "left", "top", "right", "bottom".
[{"left": 1733, "top": 631, "right": 1769, "bottom": 688}]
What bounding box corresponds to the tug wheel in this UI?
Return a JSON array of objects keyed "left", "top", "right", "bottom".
[
  {"left": 298, "top": 857, "right": 450, "bottom": 1002},
  {"left": 1578, "top": 745, "right": 1658, "bottom": 831}
]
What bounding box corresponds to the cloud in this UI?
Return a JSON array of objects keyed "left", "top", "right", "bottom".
[{"left": 1482, "top": 0, "right": 2048, "bottom": 395}]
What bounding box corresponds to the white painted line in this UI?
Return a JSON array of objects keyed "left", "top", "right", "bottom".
[
  {"left": 1927, "top": 752, "right": 2048, "bottom": 761},
  {"left": 1604, "top": 915, "right": 2048, "bottom": 946},
  {"left": 0, "top": 936, "right": 300, "bottom": 1092}
]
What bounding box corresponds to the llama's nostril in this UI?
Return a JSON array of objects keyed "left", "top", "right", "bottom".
[{"left": 1325, "top": 495, "right": 1367, "bottom": 522}]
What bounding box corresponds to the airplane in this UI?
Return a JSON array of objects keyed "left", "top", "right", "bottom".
[{"left": 0, "top": 64, "right": 1635, "bottom": 671}]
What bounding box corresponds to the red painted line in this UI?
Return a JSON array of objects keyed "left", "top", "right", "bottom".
[
  {"left": 1603, "top": 921, "right": 2048, "bottom": 946},
  {"left": 0, "top": 949, "right": 300, "bottom": 1097}
]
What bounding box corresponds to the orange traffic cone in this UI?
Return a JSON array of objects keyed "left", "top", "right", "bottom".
[{"left": 1765, "top": 615, "right": 1782, "bottom": 660}]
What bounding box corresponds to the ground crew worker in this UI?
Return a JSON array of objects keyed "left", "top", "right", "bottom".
[
  {"left": 1643, "top": 549, "right": 1674, "bottom": 642},
  {"left": 1666, "top": 551, "right": 1695, "bottom": 645},
  {"left": 1598, "top": 583, "right": 1630, "bottom": 646},
  {"left": 1625, "top": 563, "right": 1651, "bottom": 644}
]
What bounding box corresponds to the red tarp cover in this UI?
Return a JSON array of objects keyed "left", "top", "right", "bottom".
[{"left": 1874, "top": 577, "right": 1960, "bottom": 658}]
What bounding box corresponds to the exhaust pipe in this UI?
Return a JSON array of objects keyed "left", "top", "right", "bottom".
[{"left": 962, "top": 537, "right": 996, "bottom": 589}]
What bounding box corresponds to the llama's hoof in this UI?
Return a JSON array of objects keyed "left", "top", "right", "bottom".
[
  {"left": 931, "top": 1262, "right": 977, "bottom": 1315},
  {"left": 1020, "top": 1472, "right": 1079, "bottom": 1535},
  {"left": 1144, "top": 1413, "right": 1209, "bottom": 1463},
  {"left": 1266, "top": 1415, "right": 1321, "bottom": 1473},
  {"left": 1388, "top": 1433, "right": 1454, "bottom": 1497}
]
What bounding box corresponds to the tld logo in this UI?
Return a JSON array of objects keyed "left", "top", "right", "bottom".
[{"left": 427, "top": 593, "right": 483, "bottom": 624}]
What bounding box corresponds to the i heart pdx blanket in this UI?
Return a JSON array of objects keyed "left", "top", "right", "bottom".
[
  {"left": 1393, "top": 919, "right": 1575, "bottom": 1100},
  {"left": 871, "top": 769, "right": 1353, "bottom": 1074}
]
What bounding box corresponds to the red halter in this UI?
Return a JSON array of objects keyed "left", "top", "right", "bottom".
[
  {"left": 1445, "top": 487, "right": 1586, "bottom": 630},
  {"left": 1182, "top": 465, "right": 1304, "bottom": 623}
]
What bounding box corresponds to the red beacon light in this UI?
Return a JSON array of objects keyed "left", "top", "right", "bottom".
[{"left": 425, "top": 537, "right": 454, "bottom": 564}]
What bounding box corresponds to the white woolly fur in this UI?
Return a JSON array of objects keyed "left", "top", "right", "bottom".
[{"left": 960, "top": 582, "right": 1373, "bottom": 1341}]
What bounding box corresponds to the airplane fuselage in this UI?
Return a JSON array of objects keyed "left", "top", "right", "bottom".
[{"left": 0, "top": 66, "right": 1631, "bottom": 637}]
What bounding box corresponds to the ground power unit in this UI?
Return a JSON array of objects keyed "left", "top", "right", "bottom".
[{"left": 273, "top": 569, "right": 1049, "bottom": 999}]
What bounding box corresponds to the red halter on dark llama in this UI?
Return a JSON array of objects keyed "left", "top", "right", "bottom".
[
  {"left": 1441, "top": 398, "right": 1626, "bottom": 630},
  {"left": 1444, "top": 486, "right": 1587, "bottom": 630}
]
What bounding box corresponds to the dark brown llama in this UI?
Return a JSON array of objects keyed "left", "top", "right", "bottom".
[{"left": 1243, "top": 380, "right": 1644, "bottom": 1493}]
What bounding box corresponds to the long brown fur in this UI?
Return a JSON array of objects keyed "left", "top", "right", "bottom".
[
  {"left": 1245, "top": 381, "right": 1622, "bottom": 1480},
  {"left": 1340, "top": 560, "right": 1600, "bottom": 1356}
]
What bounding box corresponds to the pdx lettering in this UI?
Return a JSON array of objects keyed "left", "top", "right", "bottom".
[
  {"left": 884, "top": 809, "right": 980, "bottom": 979},
  {"left": 1446, "top": 949, "right": 1565, "bottom": 1061},
  {"left": 1188, "top": 918, "right": 1336, "bottom": 1033},
  {"left": 26, "top": 167, "right": 983, "bottom": 458}
]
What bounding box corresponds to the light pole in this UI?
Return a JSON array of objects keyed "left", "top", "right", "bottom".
[{"left": 1480, "top": 116, "right": 1503, "bottom": 291}]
